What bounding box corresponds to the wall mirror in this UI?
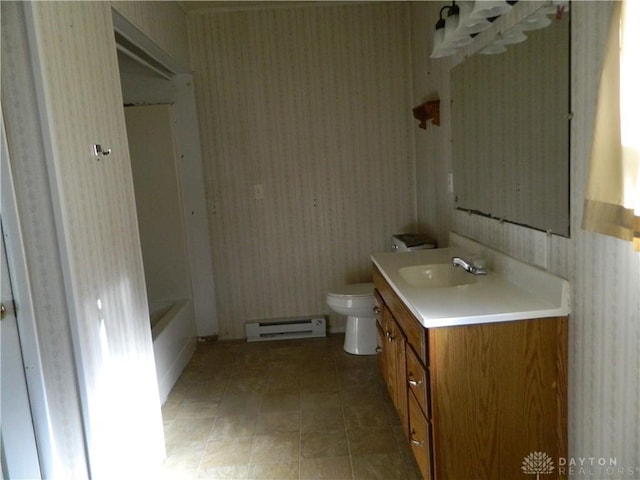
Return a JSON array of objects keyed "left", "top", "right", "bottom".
[{"left": 451, "top": 8, "right": 570, "bottom": 236}]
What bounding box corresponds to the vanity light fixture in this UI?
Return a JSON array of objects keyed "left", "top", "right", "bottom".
[
  {"left": 443, "top": 2, "right": 474, "bottom": 48},
  {"left": 456, "top": 1, "right": 493, "bottom": 36},
  {"left": 430, "top": 1, "right": 513, "bottom": 58},
  {"left": 469, "top": 0, "right": 513, "bottom": 21},
  {"left": 479, "top": 39, "right": 507, "bottom": 55},
  {"left": 501, "top": 25, "right": 527, "bottom": 45},
  {"left": 430, "top": 1, "right": 568, "bottom": 59},
  {"left": 519, "top": 10, "right": 553, "bottom": 31},
  {"left": 430, "top": 4, "right": 460, "bottom": 58}
]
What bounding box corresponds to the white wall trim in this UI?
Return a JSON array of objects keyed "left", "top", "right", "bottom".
[{"left": 1, "top": 107, "right": 52, "bottom": 479}]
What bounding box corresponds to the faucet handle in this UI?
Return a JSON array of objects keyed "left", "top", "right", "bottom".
[{"left": 469, "top": 255, "right": 487, "bottom": 269}]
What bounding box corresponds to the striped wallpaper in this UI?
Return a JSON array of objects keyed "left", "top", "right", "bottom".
[{"left": 188, "top": 3, "right": 417, "bottom": 339}]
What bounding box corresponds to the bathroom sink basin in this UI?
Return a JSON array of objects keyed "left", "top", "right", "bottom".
[{"left": 398, "top": 264, "right": 477, "bottom": 288}]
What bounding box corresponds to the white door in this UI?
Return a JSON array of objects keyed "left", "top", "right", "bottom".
[{"left": 1, "top": 230, "right": 42, "bottom": 479}]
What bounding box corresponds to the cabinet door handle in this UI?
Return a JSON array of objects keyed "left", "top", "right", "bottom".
[
  {"left": 410, "top": 431, "right": 424, "bottom": 446},
  {"left": 375, "top": 346, "right": 383, "bottom": 354},
  {"left": 386, "top": 331, "right": 394, "bottom": 342},
  {"left": 373, "top": 306, "right": 381, "bottom": 314},
  {"left": 408, "top": 376, "right": 422, "bottom": 387}
]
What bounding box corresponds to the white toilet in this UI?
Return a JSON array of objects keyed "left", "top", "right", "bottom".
[
  {"left": 327, "top": 234, "right": 436, "bottom": 355},
  {"left": 326, "top": 282, "right": 377, "bottom": 355}
]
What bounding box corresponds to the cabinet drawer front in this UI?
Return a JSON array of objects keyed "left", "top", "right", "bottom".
[
  {"left": 394, "top": 305, "right": 426, "bottom": 365},
  {"left": 409, "top": 392, "right": 433, "bottom": 479},
  {"left": 407, "top": 345, "right": 429, "bottom": 419}
]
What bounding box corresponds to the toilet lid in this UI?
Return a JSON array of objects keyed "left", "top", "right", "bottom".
[{"left": 327, "top": 282, "right": 374, "bottom": 297}]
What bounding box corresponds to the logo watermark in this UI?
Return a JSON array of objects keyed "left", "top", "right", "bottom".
[
  {"left": 522, "top": 452, "right": 640, "bottom": 478},
  {"left": 522, "top": 452, "right": 555, "bottom": 479}
]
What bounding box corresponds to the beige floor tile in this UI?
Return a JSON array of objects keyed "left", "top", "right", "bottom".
[
  {"left": 195, "top": 463, "right": 249, "bottom": 479},
  {"left": 161, "top": 441, "right": 206, "bottom": 479},
  {"left": 186, "top": 379, "right": 230, "bottom": 401},
  {"left": 351, "top": 452, "right": 408, "bottom": 479},
  {"left": 200, "top": 437, "right": 253, "bottom": 467},
  {"left": 347, "top": 427, "right": 400, "bottom": 455},
  {"left": 209, "top": 413, "right": 257, "bottom": 439},
  {"left": 300, "top": 391, "right": 341, "bottom": 411},
  {"left": 217, "top": 393, "right": 262, "bottom": 416},
  {"left": 300, "top": 430, "right": 349, "bottom": 458},
  {"left": 254, "top": 410, "right": 300, "bottom": 434},
  {"left": 226, "top": 373, "right": 268, "bottom": 395},
  {"left": 162, "top": 336, "right": 421, "bottom": 480},
  {"left": 164, "top": 417, "right": 216, "bottom": 444},
  {"left": 161, "top": 400, "right": 182, "bottom": 423},
  {"left": 176, "top": 399, "right": 220, "bottom": 420},
  {"left": 300, "top": 406, "right": 345, "bottom": 433},
  {"left": 260, "top": 392, "right": 300, "bottom": 413},
  {"left": 300, "top": 370, "right": 339, "bottom": 393},
  {"left": 343, "top": 402, "right": 392, "bottom": 429},
  {"left": 299, "top": 456, "right": 353, "bottom": 479},
  {"left": 249, "top": 432, "right": 299, "bottom": 463},
  {"left": 247, "top": 462, "right": 299, "bottom": 479},
  {"left": 338, "top": 366, "right": 383, "bottom": 389}
]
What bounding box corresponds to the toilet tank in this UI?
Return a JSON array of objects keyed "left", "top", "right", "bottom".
[{"left": 392, "top": 234, "right": 436, "bottom": 252}]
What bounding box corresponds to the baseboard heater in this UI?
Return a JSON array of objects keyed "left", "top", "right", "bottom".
[{"left": 245, "top": 316, "right": 326, "bottom": 342}]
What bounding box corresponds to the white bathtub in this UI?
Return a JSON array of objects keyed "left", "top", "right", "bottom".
[{"left": 149, "top": 299, "right": 197, "bottom": 404}]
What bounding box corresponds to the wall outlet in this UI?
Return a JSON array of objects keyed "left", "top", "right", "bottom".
[{"left": 253, "top": 184, "right": 264, "bottom": 200}]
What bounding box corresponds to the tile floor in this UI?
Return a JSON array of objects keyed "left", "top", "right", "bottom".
[{"left": 159, "top": 334, "right": 423, "bottom": 479}]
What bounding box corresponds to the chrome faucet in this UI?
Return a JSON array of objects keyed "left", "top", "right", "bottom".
[{"left": 452, "top": 256, "right": 487, "bottom": 275}]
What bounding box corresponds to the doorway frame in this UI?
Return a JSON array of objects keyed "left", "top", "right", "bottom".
[{"left": 1, "top": 109, "right": 53, "bottom": 477}]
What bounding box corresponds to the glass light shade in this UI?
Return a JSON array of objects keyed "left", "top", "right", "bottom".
[
  {"left": 479, "top": 39, "right": 507, "bottom": 55},
  {"left": 443, "top": 8, "right": 474, "bottom": 48},
  {"left": 470, "top": 1, "right": 512, "bottom": 20},
  {"left": 520, "top": 11, "right": 553, "bottom": 31},
  {"left": 451, "top": 32, "right": 474, "bottom": 48},
  {"left": 430, "top": 25, "right": 458, "bottom": 58},
  {"left": 501, "top": 26, "right": 527, "bottom": 45},
  {"left": 442, "top": 9, "right": 460, "bottom": 48},
  {"left": 458, "top": 1, "right": 493, "bottom": 35}
]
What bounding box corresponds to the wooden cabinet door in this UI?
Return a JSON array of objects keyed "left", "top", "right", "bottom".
[
  {"left": 409, "top": 392, "right": 433, "bottom": 479},
  {"left": 429, "top": 319, "right": 568, "bottom": 479},
  {"left": 376, "top": 320, "right": 387, "bottom": 382},
  {"left": 382, "top": 308, "right": 408, "bottom": 432},
  {"left": 380, "top": 308, "right": 398, "bottom": 401}
]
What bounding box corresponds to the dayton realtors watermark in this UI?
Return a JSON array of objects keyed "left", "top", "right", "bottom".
[
  {"left": 522, "top": 452, "right": 640, "bottom": 478},
  {"left": 559, "top": 457, "right": 639, "bottom": 478}
]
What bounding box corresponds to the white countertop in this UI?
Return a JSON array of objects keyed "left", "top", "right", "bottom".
[{"left": 371, "top": 234, "right": 570, "bottom": 329}]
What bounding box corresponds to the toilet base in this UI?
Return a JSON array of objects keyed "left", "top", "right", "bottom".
[{"left": 343, "top": 315, "right": 378, "bottom": 355}]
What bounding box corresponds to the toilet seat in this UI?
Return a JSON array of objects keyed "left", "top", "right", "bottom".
[{"left": 326, "top": 282, "right": 374, "bottom": 310}]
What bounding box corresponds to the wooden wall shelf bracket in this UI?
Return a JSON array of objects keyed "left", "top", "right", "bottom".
[{"left": 413, "top": 100, "right": 440, "bottom": 129}]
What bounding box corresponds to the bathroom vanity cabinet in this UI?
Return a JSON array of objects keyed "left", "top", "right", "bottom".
[{"left": 373, "top": 265, "right": 568, "bottom": 479}]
